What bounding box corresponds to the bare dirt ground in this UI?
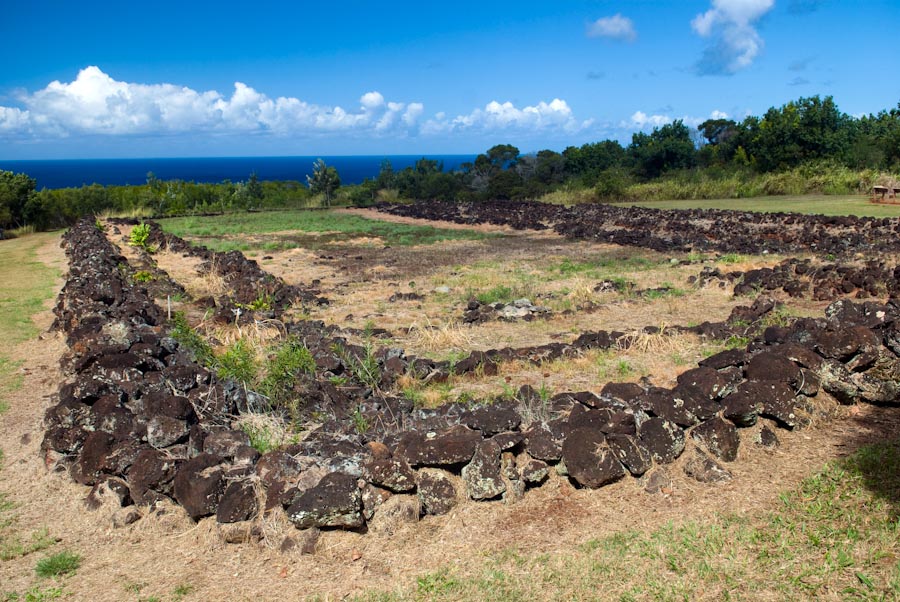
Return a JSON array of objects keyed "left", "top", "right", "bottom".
[{"left": 3, "top": 222, "right": 898, "bottom": 601}]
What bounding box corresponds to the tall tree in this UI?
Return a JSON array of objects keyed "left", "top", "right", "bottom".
[{"left": 306, "top": 159, "right": 341, "bottom": 207}]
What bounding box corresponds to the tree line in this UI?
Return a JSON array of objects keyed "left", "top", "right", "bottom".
[{"left": 2, "top": 94, "right": 899, "bottom": 233}]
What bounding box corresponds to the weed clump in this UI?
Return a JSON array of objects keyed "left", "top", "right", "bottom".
[{"left": 34, "top": 551, "right": 81, "bottom": 578}]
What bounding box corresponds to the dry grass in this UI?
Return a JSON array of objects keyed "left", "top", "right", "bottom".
[
  {"left": 155, "top": 249, "right": 228, "bottom": 299},
  {"left": 408, "top": 318, "right": 473, "bottom": 353}
]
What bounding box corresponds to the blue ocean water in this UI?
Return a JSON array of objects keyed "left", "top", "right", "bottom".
[{"left": 0, "top": 155, "right": 477, "bottom": 190}]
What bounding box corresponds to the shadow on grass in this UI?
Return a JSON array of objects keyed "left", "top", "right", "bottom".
[{"left": 835, "top": 408, "right": 900, "bottom": 517}]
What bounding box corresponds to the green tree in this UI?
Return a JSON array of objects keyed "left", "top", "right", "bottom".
[
  {"left": 247, "top": 172, "right": 264, "bottom": 205},
  {"left": 629, "top": 120, "right": 696, "bottom": 179},
  {"left": 306, "top": 159, "right": 341, "bottom": 207},
  {"left": 0, "top": 170, "right": 37, "bottom": 229}
]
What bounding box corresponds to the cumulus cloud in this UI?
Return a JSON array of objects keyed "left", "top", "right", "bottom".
[
  {"left": 0, "top": 67, "right": 593, "bottom": 144},
  {"left": 0, "top": 66, "right": 422, "bottom": 138},
  {"left": 626, "top": 109, "right": 730, "bottom": 130},
  {"left": 423, "top": 98, "right": 592, "bottom": 135},
  {"left": 691, "top": 0, "right": 774, "bottom": 75}
]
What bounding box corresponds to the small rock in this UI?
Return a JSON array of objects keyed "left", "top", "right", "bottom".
[
  {"left": 461, "top": 439, "right": 506, "bottom": 500},
  {"left": 112, "top": 508, "right": 142, "bottom": 528},
  {"left": 417, "top": 469, "right": 458, "bottom": 516},
  {"left": 684, "top": 450, "right": 733, "bottom": 483}
]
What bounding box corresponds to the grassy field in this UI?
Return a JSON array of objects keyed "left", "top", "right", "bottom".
[
  {"left": 0, "top": 234, "right": 59, "bottom": 414},
  {"left": 610, "top": 194, "right": 900, "bottom": 218},
  {"left": 353, "top": 438, "right": 900, "bottom": 601},
  {"left": 158, "top": 210, "right": 496, "bottom": 252}
]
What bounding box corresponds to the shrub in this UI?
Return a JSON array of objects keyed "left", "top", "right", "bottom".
[
  {"left": 260, "top": 337, "right": 315, "bottom": 403},
  {"left": 169, "top": 312, "right": 214, "bottom": 365},
  {"left": 216, "top": 339, "right": 258, "bottom": 384},
  {"left": 128, "top": 223, "right": 152, "bottom": 250}
]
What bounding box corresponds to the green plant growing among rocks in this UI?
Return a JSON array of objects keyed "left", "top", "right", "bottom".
[
  {"left": 131, "top": 270, "right": 155, "bottom": 283},
  {"left": 128, "top": 223, "right": 153, "bottom": 252},
  {"left": 237, "top": 291, "right": 273, "bottom": 311},
  {"left": 260, "top": 337, "right": 315, "bottom": 405},
  {"left": 169, "top": 312, "right": 214, "bottom": 365},
  {"left": 216, "top": 339, "right": 258, "bottom": 384}
]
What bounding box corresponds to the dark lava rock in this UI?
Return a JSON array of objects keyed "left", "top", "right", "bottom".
[
  {"left": 520, "top": 459, "right": 549, "bottom": 485},
  {"left": 676, "top": 366, "right": 736, "bottom": 400},
  {"left": 462, "top": 401, "right": 521, "bottom": 435},
  {"left": 600, "top": 382, "right": 645, "bottom": 404},
  {"left": 561, "top": 427, "right": 626, "bottom": 488},
  {"left": 638, "top": 418, "right": 685, "bottom": 464},
  {"left": 72, "top": 431, "right": 117, "bottom": 485},
  {"left": 606, "top": 434, "right": 652, "bottom": 476},
  {"left": 690, "top": 417, "right": 740, "bottom": 462},
  {"left": 286, "top": 472, "right": 363, "bottom": 529},
  {"left": 85, "top": 476, "right": 132, "bottom": 510},
  {"left": 146, "top": 415, "right": 189, "bottom": 449},
  {"left": 757, "top": 425, "right": 780, "bottom": 449},
  {"left": 127, "top": 448, "right": 180, "bottom": 504},
  {"left": 400, "top": 425, "right": 482, "bottom": 467},
  {"left": 524, "top": 426, "right": 562, "bottom": 461},
  {"left": 203, "top": 429, "right": 253, "bottom": 458},
  {"left": 699, "top": 349, "right": 749, "bottom": 370},
  {"left": 461, "top": 439, "right": 506, "bottom": 500},
  {"left": 216, "top": 481, "right": 259, "bottom": 523},
  {"left": 173, "top": 453, "right": 226, "bottom": 520},
  {"left": 744, "top": 351, "right": 801, "bottom": 386},
  {"left": 364, "top": 457, "right": 417, "bottom": 493},
  {"left": 684, "top": 450, "right": 733, "bottom": 483},
  {"left": 417, "top": 470, "right": 458, "bottom": 516},
  {"left": 490, "top": 431, "right": 524, "bottom": 451}
]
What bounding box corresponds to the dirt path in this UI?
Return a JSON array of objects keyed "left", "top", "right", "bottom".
[{"left": 2, "top": 232, "right": 899, "bottom": 601}]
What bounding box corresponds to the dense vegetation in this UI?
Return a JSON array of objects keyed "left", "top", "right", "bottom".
[{"left": 2, "top": 95, "right": 899, "bottom": 232}]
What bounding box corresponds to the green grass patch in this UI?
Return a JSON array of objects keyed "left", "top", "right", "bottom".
[
  {"left": 34, "top": 551, "right": 81, "bottom": 578},
  {"left": 1, "top": 586, "right": 65, "bottom": 601},
  {"left": 355, "top": 437, "right": 900, "bottom": 601},
  {"left": 158, "top": 210, "right": 495, "bottom": 250},
  {"left": 0, "top": 233, "right": 59, "bottom": 412},
  {"left": 613, "top": 194, "right": 900, "bottom": 218}
]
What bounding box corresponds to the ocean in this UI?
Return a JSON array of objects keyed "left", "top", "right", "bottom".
[{"left": 0, "top": 155, "right": 477, "bottom": 190}]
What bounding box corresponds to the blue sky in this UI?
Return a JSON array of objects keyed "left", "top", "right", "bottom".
[{"left": 1, "top": 0, "right": 898, "bottom": 159}]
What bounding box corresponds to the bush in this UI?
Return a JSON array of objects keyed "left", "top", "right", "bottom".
[
  {"left": 216, "top": 339, "right": 258, "bottom": 384},
  {"left": 260, "top": 338, "right": 315, "bottom": 404}
]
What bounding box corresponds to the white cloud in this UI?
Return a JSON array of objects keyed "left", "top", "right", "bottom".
[
  {"left": 423, "top": 98, "right": 592, "bottom": 135},
  {"left": 691, "top": 0, "right": 774, "bottom": 74},
  {"left": 0, "top": 67, "right": 593, "bottom": 144},
  {"left": 626, "top": 109, "right": 730, "bottom": 130},
  {"left": 587, "top": 14, "right": 637, "bottom": 42},
  {"left": 0, "top": 66, "right": 423, "bottom": 138}
]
